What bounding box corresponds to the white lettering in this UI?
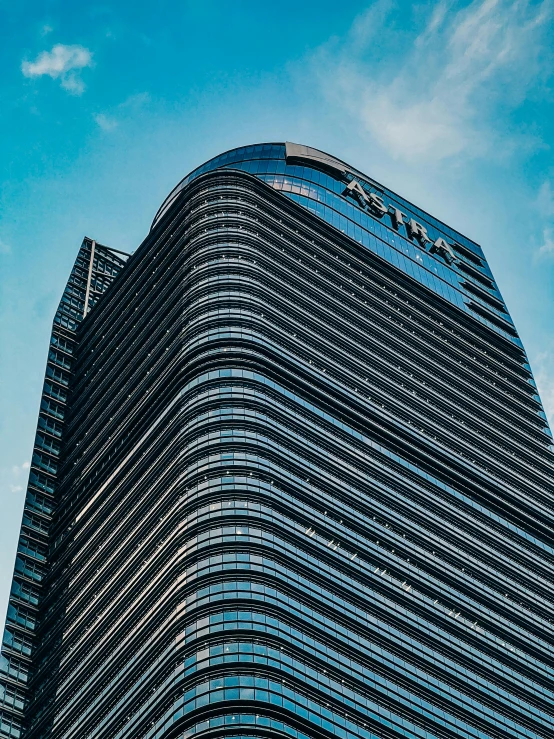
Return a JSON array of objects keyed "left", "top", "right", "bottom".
[
  {"left": 368, "top": 192, "right": 387, "bottom": 216},
  {"left": 344, "top": 178, "right": 457, "bottom": 265},
  {"left": 408, "top": 219, "right": 431, "bottom": 246},
  {"left": 345, "top": 179, "right": 370, "bottom": 206},
  {"left": 389, "top": 207, "right": 408, "bottom": 230},
  {"left": 430, "top": 237, "right": 456, "bottom": 264}
]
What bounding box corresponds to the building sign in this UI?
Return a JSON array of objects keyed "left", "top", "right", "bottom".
[{"left": 344, "top": 178, "right": 456, "bottom": 265}]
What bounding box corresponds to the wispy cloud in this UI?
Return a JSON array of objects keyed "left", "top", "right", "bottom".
[
  {"left": 94, "top": 113, "right": 118, "bottom": 131},
  {"left": 537, "top": 228, "right": 554, "bottom": 258},
  {"left": 308, "top": 0, "right": 552, "bottom": 163},
  {"left": 534, "top": 352, "right": 554, "bottom": 426},
  {"left": 534, "top": 181, "right": 554, "bottom": 258},
  {"left": 94, "top": 92, "right": 151, "bottom": 131},
  {"left": 7, "top": 461, "right": 30, "bottom": 494},
  {"left": 22, "top": 44, "right": 93, "bottom": 94},
  {"left": 0, "top": 237, "right": 11, "bottom": 255},
  {"left": 41, "top": 24, "right": 53, "bottom": 36},
  {"left": 537, "top": 180, "right": 554, "bottom": 217}
]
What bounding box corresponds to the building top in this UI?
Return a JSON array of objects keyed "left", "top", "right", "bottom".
[
  {"left": 150, "top": 142, "right": 528, "bottom": 356},
  {"left": 153, "top": 142, "right": 485, "bottom": 253}
]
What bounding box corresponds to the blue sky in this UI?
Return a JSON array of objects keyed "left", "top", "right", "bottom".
[{"left": 1, "top": 0, "right": 553, "bottom": 624}]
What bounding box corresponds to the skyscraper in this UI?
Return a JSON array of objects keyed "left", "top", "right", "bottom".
[
  {"left": 0, "top": 238, "right": 128, "bottom": 739},
  {"left": 2, "top": 142, "right": 554, "bottom": 739}
]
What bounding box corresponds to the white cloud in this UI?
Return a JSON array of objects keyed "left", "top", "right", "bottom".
[
  {"left": 0, "top": 238, "right": 11, "bottom": 255},
  {"left": 22, "top": 44, "right": 93, "bottom": 94},
  {"left": 308, "top": 0, "right": 552, "bottom": 163},
  {"left": 41, "top": 24, "right": 53, "bottom": 36}
]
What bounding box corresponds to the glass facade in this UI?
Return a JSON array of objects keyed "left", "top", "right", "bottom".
[{"left": 2, "top": 144, "right": 554, "bottom": 739}]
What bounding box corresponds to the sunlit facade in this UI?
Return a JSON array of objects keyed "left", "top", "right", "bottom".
[{"left": 2, "top": 143, "right": 554, "bottom": 739}]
